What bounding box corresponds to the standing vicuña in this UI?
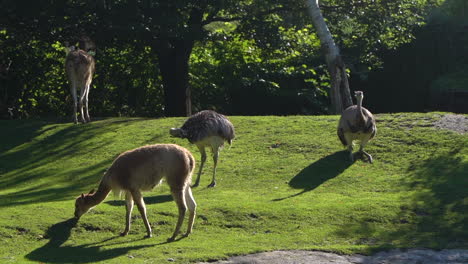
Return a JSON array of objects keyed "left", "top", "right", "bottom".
[
  {"left": 65, "top": 36, "right": 96, "bottom": 124},
  {"left": 74, "top": 144, "right": 197, "bottom": 241}
]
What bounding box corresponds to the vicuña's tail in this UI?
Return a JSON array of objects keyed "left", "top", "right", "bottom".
[{"left": 188, "top": 153, "right": 195, "bottom": 174}]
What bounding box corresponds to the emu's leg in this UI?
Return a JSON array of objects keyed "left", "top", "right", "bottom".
[
  {"left": 348, "top": 145, "right": 354, "bottom": 162},
  {"left": 183, "top": 187, "right": 197, "bottom": 237},
  {"left": 168, "top": 188, "right": 187, "bottom": 242},
  {"left": 131, "top": 190, "right": 152, "bottom": 238},
  {"left": 359, "top": 141, "right": 373, "bottom": 163},
  {"left": 84, "top": 82, "right": 91, "bottom": 122},
  {"left": 121, "top": 192, "right": 134, "bottom": 236},
  {"left": 70, "top": 82, "right": 78, "bottom": 124},
  {"left": 192, "top": 145, "right": 206, "bottom": 188},
  {"left": 344, "top": 134, "right": 354, "bottom": 162},
  {"left": 208, "top": 146, "right": 219, "bottom": 188}
]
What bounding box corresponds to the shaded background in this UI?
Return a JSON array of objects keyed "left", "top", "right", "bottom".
[{"left": 0, "top": 0, "right": 467, "bottom": 119}]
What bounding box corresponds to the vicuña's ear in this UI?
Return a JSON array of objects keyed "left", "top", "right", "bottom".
[
  {"left": 81, "top": 193, "right": 85, "bottom": 199},
  {"left": 88, "top": 189, "right": 95, "bottom": 194}
]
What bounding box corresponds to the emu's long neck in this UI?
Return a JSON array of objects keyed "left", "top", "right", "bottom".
[
  {"left": 170, "top": 128, "right": 186, "bottom": 139},
  {"left": 356, "top": 96, "right": 365, "bottom": 121},
  {"left": 87, "top": 180, "right": 112, "bottom": 207}
]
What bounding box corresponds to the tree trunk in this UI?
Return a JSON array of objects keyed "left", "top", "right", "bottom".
[
  {"left": 305, "top": 0, "right": 353, "bottom": 114},
  {"left": 185, "top": 85, "right": 192, "bottom": 116},
  {"left": 155, "top": 39, "right": 194, "bottom": 117}
]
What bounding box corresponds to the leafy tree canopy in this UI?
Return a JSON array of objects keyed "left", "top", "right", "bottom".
[{"left": 0, "top": 0, "right": 445, "bottom": 118}]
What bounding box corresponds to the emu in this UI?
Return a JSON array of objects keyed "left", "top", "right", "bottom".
[
  {"left": 65, "top": 36, "right": 95, "bottom": 124},
  {"left": 74, "top": 144, "right": 197, "bottom": 241},
  {"left": 170, "top": 110, "right": 235, "bottom": 188},
  {"left": 337, "top": 91, "right": 376, "bottom": 163}
]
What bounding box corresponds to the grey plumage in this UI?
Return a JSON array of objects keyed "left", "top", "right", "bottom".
[
  {"left": 170, "top": 110, "right": 235, "bottom": 187},
  {"left": 173, "top": 110, "right": 235, "bottom": 145},
  {"left": 337, "top": 91, "right": 376, "bottom": 163}
]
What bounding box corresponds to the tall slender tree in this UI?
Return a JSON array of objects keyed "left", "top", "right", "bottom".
[{"left": 305, "top": 0, "right": 352, "bottom": 114}]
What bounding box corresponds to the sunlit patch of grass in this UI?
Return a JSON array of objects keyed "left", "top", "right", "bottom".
[{"left": 0, "top": 113, "right": 466, "bottom": 263}]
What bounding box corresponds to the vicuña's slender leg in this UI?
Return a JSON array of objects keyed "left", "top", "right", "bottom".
[
  {"left": 184, "top": 187, "right": 197, "bottom": 237},
  {"left": 193, "top": 146, "right": 206, "bottom": 187},
  {"left": 121, "top": 192, "right": 134, "bottom": 236},
  {"left": 131, "top": 190, "right": 152, "bottom": 238},
  {"left": 70, "top": 82, "right": 78, "bottom": 124},
  {"left": 79, "top": 84, "right": 87, "bottom": 123},
  {"left": 208, "top": 147, "right": 219, "bottom": 188},
  {"left": 168, "top": 187, "right": 187, "bottom": 242},
  {"left": 84, "top": 82, "right": 91, "bottom": 122}
]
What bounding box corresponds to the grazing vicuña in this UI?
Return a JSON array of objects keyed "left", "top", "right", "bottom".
[{"left": 74, "top": 144, "right": 197, "bottom": 241}]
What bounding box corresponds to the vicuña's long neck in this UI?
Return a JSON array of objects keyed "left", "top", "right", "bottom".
[{"left": 88, "top": 180, "right": 112, "bottom": 207}]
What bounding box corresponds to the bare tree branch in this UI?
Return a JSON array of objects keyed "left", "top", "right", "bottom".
[{"left": 202, "top": 6, "right": 296, "bottom": 26}]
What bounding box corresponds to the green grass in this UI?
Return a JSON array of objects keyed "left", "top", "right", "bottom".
[{"left": 0, "top": 113, "right": 466, "bottom": 263}]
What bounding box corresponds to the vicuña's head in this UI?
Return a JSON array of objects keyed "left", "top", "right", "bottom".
[
  {"left": 354, "top": 91, "right": 364, "bottom": 101},
  {"left": 79, "top": 35, "right": 96, "bottom": 52},
  {"left": 169, "top": 128, "right": 186, "bottom": 138},
  {"left": 74, "top": 189, "right": 95, "bottom": 219}
]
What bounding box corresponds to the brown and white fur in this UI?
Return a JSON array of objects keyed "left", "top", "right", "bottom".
[
  {"left": 65, "top": 36, "right": 96, "bottom": 124},
  {"left": 170, "top": 110, "right": 235, "bottom": 188},
  {"left": 74, "top": 144, "right": 197, "bottom": 241},
  {"left": 337, "top": 91, "right": 376, "bottom": 163}
]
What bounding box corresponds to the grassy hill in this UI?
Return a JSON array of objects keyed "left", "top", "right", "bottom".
[{"left": 0, "top": 113, "right": 466, "bottom": 263}]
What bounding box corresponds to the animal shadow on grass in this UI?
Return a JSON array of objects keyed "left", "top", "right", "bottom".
[
  {"left": 26, "top": 218, "right": 153, "bottom": 263},
  {"left": 332, "top": 149, "right": 468, "bottom": 249},
  {"left": 273, "top": 151, "right": 352, "bottom": 201}
]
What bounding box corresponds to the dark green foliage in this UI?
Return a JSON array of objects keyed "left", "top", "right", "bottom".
[
  {"left": 190, "top": 27, "right": 330, "bottom": 115},
  {"left": 0, "top": 34, "right": 164, "bottom": 118},
  {"left": 350, "top": 0, "right": 468, "bottom": 113},
  {"left": 0, "top": 0, "right": 454, "bottom": 118}
]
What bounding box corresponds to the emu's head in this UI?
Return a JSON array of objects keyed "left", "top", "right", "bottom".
[
  {"left": 354, "top": 91, "right": 364, "bottom": 101},
  {"left": 74, "top": 189, "right": 94, "bottom": 219},
  {"left": 169, "top": 128, "right": 186, "bottom": 138}
]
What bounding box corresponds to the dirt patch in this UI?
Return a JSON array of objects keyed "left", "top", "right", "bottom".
[
  {"left": 77, "top": 223, "right": 114, "bottom": 233},
  {"left": 15, "top": 227, "right": 30, "bottom": 234},
  {"left": 434, "top": 114, "right": 468, "bottom": 134},
  {"left": 81, "top": 223, "right": 103, "bottom": 232},
  {"left": 197, "top": 249, "right": 468, "bottom": 264}
]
